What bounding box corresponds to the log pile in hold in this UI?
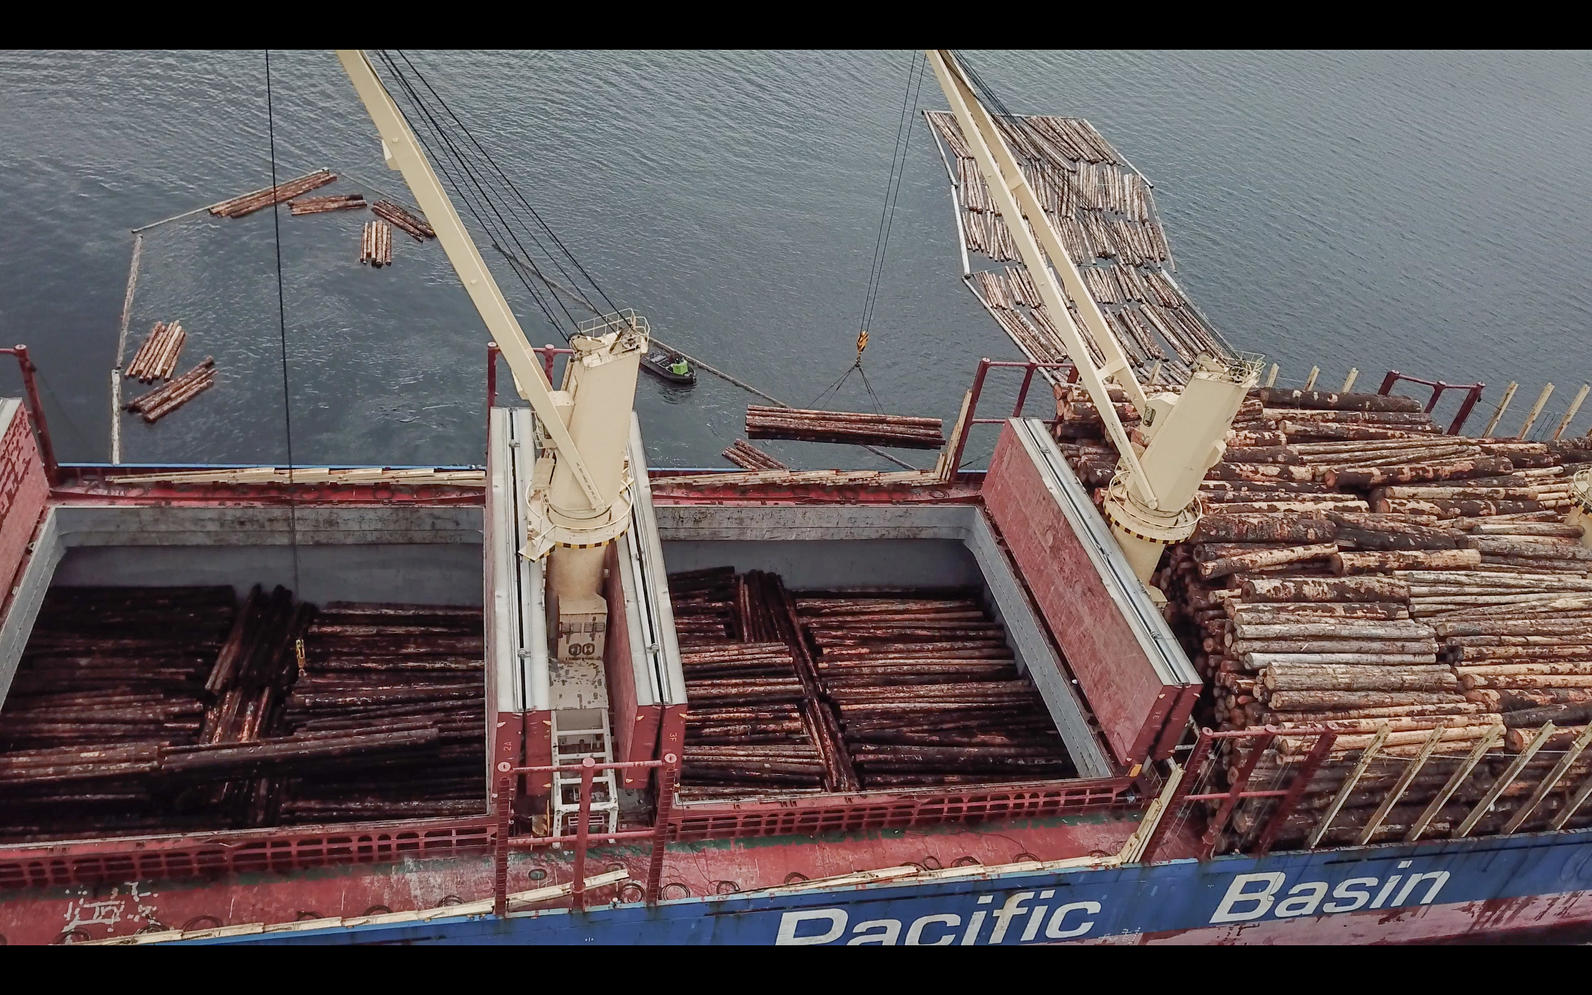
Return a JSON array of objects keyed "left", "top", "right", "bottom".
[
  {"left": 209, "top": 170, "right": 337, "bottom": 219},
  {"left": 722, "top": 438, "right": 787, "bottom": 471},
  {"left": 371, "top": 200, "right": 436, "bottom": 241},
  {"left": 669, "top": 567, "right": 845, "bottom": 797},
  {"left": 124, "top": 357, "right": 216, "bottom": 423},
  {"left": 667, "top": 567, "right": 1074, "bottom": 800},
  {"left": 361, "top": 221, "right": 394, "bottom": 267},
  {"left": 1049, "top": 378, "right": 1592, "bottom": 851},
  {"left": 289, "top": 193, "right": 367, "bottom": 216},
  {"left": 273, "top": 602, "right": 485, "bottom": 822},
  {"left": 124, "top": 320, "right": 186, "bottom": 383},
  {"left": 796, "top": 591, "right": 1075, "bottom": 788},
  {"left": 0, "top": 587, "right": 485, "bottom": 842},
  {"left": 745, "top": 405, "right": 945, "bottom": 450}
]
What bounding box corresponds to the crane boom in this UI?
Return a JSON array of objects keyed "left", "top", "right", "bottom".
[
  {"left": 927, "top": 50, "right": 1256, "bottom": 591},
  {"left": 337, "top": 49, "right": 647, "bottom": 661},
  {"left": 336, "top": 49, "right": 606, "bottom": 507}
]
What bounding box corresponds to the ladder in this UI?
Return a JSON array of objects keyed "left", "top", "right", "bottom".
[{"left": 550, "top": 711, "right": 619, "bottom": 837}]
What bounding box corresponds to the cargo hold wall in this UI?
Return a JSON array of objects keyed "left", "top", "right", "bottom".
[{"left": 981, "top": 418, "right": 1201, "bottom": 766}]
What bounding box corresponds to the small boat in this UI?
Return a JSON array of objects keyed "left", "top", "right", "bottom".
[{"left": 641, "top": 350, "right": 697, "bottom": 386}]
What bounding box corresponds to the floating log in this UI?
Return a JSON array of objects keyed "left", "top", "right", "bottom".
[
  {"left": 125, "top": 357, "right": 216, "bottom": 424},
  {"left": 361, "top": 221, "right": 395, "bottom": 267},
  {"left": 371, "top": 200, "right": 436, "bottom": 241},
  {"left": 209, "top": 170, "right": 337, "bottom": 219},
  {"left": 722, "top": 439, "right": 787, "bottom": 471},
  {"left": 289, "top": 193, "right": 367, "bottom": 215}
]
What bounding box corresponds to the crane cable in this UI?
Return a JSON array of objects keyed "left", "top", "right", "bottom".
[
  {"left": 370, "top": 51, "right": 575, "bottom": 340},
  {"left": 392, "top": 50, "right": 627, "bottom": 321},
  {"left": 812, "top": 51, "right": 925, "bottom": 412},
  {"left": 263, "top": 49, "right": 303, "bottom": 600}
]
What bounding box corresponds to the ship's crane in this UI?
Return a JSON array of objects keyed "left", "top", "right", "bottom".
[
  {"left": 336, "top": 50, "right": 645, "bottom": 661},
  {"left": 925, "top": 50, "right": 1259, "bottom": 594}
]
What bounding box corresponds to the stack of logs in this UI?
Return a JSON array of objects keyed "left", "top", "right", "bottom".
[
  {"left": 371, "top": 200, "right": 436, "bottom": 241},
  {"left": 721, "top": 438, "right": 787, "bottom": 471},
  {"left": 1051, "top": 382, "right": 1592, "bottom": 848},
  {"left": 745, "top": 405, "right": 945, "bottom": 449},
  {"left": 361, "top": 221, "right": 394, "bottom": 267},
  {"left": 0, "top": 587, "right": 486, "bottom": 841},
  {"left": 209, "top": 170, "right": 337, "bottom": 219},
  {"left": 124, "top": 320, "right": 186, "bottom": 383},
  {"left": 124, "top": 357, "right": 215, "bottom": 423},
  {"left": 670, "top": 567, "right": 849, "bottom": 797},
  {"left": 795, "top": 591, "right": 1074, "bottom": 787},
  {"left": 274, "top": 602, "right": 485, "bottom": 822},
  {"left": 289, "top": 193, "right": 367, "bottom": 216},
  {"left": 669, "top": 567, "right": 1073, "bottom": 797}
]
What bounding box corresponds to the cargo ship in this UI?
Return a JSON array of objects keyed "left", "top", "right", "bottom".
[{"left": 4, "top": 50, "right": 1592, "bottom": 946}]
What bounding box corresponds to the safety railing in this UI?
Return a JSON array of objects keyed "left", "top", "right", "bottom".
[
  {"left": 1139, "top": 726, "right": 1338, "bottom": 862},
  {"left": 485, "top": 342, "right": 576, "bottom": 420},
  {"left": 947, "top": 357, "right": 1077, "bottom": 475},
  {"left": 1376, "top": 370, "right": 1485, "bottom": 435},
  {"left": 491, "top": 754, "right": 679, "bottom": 916}
]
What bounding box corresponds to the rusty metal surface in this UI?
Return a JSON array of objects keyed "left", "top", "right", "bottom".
[{"left": 0, "top": 811, "right": 1152, "bottom": 944}]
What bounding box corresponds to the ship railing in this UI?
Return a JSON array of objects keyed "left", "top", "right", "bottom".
[
  {"left": 1140, "top": 720, "right": 1592, "bottom": 862},
  {"left": 1375, "top": 370, "right": 1486, "bottom": 435},
  {"left": 947, "top": 357, "right": 1078, "bottom": 475},
  {"left": 492, "top": 753, "right": 680, "bottom": 917}
]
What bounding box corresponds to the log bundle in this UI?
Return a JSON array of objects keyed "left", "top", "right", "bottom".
[
  {"left": 745, "top": 405, "right": 945, "bottom": 449},
  {"left": 124, "top": 357, "right": 215, "bottom": 423},
  {"left": 361, "top": 221, "right": 394, "bottom": 267},
  {"left": 721, "top": 438, "right": 787, "bottom": 471},
  {"left": 371, "top": 200, "right": 436, "bottom": 241},
  {"left": 289, "top": 193, "right": 367, "bottom": 215},
  {"left": 273, "top": 602, "right": 486, "bottom": 823},
  {"left": 124, "top": 320, "right": 185, "bottom": 383},
  {"left": 668, "top": 566, "right": 1075, "bottom": 800},
  {"left": 1049, "top": 381, "right": 1592, "bottom": 850},
  {"left": 209, "top": 170, "right": 337, "bottom": 219},
  {"left": 0, "top": 587, "right": 486, "bottom": 842},
  {"left": 670, "top": 567, "right": 847, "bottom": 798},
  {"left": 796, "top": 591, "right": 1075, "bottom": 787},
  {"left": 924, "top": 110, "right": 1221, "bottom": 383}
]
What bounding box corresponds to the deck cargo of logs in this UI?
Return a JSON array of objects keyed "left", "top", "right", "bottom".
[
  {"left": 745, "top": 405, "right": 945, "bottom": 449},
  {"left": 288, "top": 193, "right": 367, "bottom": 216},
  {"left": 0, "top": 587, "right": 485, "bottom": 842},
  {"left": 361, "top": 220, "right": 394, "bottom": 267},
  {"left": 371, "top": 200, "right": 436, "bottom": 241},
  {"left": 124, "top": 357, "right": 215, "bottom": 423},
  {"left": 209, "top": 170, "right": 337, "bottom": 219},
  {"left": 124, "top": 320, "right": 186, "bottom": 383},
  {"left": 669, "top": 566, "right": 1072, "bottom": 798},
  {"left": 1050, "top": 381, "right": 1592, "bottom": 851}
]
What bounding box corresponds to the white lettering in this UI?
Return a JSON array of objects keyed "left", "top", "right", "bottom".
[
  {"left": 905, "top": 913, "right": 960, "bottom": 946},
  {"left": 1211, "top": 872, "right": 1286, "bottom": 923},
  {"left": 1323, "top": 877, "right": 1377, "bottom": 914},
  {"left": 1393, "top": 871, "right": 1450, "bottom": 907},
  {"left": 989, "top": 892, "right": 1035, "bottom": 944},
  {"left": 1370, "top": 874, "right": 1404, "bottom": 910},
  {"left": 846, "top": 919, "right": 901, "bottom": 945},
  {"left": 1043, "top": 901, "right": 1101, "bottom": 939},
  {"left": 1273, "top": 881, "right": 1328, "bottom": 918},
  {"left": 1020, "top": 890, "right": 1056, "bottom": 942},
  {"left": 776, "top": 909, "right": 847, "bottom": 945}
]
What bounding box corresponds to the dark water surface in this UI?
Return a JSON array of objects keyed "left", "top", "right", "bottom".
[{"left": 2, "top": 50, "right": 1589, "bottom": 468}]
